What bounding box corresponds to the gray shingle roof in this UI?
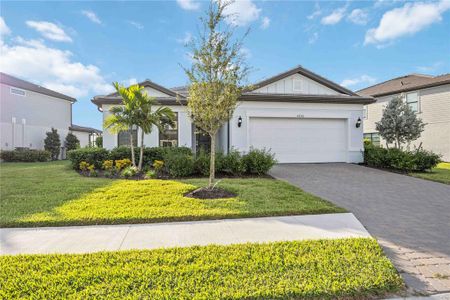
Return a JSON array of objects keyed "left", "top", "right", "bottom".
[{"left": 0, "top": 72, "right": 76, "bottom": 102}]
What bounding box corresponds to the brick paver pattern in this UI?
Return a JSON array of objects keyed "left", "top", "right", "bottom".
[{"left": 270, "top": 163, "right": 450, "bottom": 294}]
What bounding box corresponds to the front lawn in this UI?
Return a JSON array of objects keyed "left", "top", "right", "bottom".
[
  {"left": 0, "top": 161, "right": 344, "bottom": 227},
  {"left": 410, "top": 162, "right": 450, "bottom": 185},
  {"left": 0, "top": 238, "right": 403, "bottom": 299}
]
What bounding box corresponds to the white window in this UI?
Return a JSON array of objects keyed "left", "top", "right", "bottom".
[
  {"left": 10, "top": 87, "right": 26, "bottom": 96},
  {"left": 293, "top": 79, "right": 302, "bottom": 92},
  {"left": 363, "top": 106, "right": 368, "bottom": 119},
  {"left": 406, "top": 92, "right": 419, "bottom": 112}
]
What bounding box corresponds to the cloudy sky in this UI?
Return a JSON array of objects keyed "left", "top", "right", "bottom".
[{"left": 1, "top": 0, "right": 449, "bottom": 129}]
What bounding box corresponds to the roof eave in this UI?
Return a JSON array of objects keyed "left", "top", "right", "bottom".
[{"left": 369, "top": 79, "right": 450, "bottom": 98}]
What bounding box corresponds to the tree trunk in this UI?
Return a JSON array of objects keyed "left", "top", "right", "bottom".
[
  {"left": 129, "top": 128, "right": 136, "bottom": 167},
  {"left": 208, "top": 132, "right": 216, "bottom": 189},
  {"left": 138, "top": 128, "right": 145, "bottom": 171}
]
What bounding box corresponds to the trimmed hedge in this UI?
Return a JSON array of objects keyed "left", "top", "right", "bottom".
[
  {"left": 0, "top": 238, "right": 403, "bottom": 299},
  {"left": 67, "top": 148, "right": 109, "bottom": 170},
  {"left": 364, "top": 143, "right": 440, "bottom": 172},
  {"left": 68, "top": 146, "right": 276, "bottom": 177},
  {"left": 0, "top": 149, "right": 51, "bottom": 162}
]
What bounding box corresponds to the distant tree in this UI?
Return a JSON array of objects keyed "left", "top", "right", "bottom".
[
  {"left": 44, "top": 128, "right": 61, "bottom": 160},
  {"left": 95, "top": 136, "right": 103, "bottom": 148},
  {"left": 182, "top": 0, "right": 250, "bottom": 188},
  {"left": 376, "top": 96, "right": 425, "bottom": 149},
  {"left": 65, "top": 133, "right": 80, "bottom": 151}
]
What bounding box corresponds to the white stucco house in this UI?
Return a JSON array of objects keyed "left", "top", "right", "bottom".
[
  {"left": 92, "top": 65, "right": 375, "bottom": 163},
  {"left": 0, "top": 72, "right": 102, "bottom": 157},
  {"left": 358, "top": 73, "right": 450, "bottom": 161}
]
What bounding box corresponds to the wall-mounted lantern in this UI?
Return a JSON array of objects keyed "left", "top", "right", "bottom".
[
  {"left": 356, "top": 117, "right": 362, "bottom": 128},
  {"left": 237, "top": 116, "right": 242, "bottom": 128}
]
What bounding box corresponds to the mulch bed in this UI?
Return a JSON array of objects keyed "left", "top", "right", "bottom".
[{"left": 184, "top": 187, "right": 237, "bottom": 199}]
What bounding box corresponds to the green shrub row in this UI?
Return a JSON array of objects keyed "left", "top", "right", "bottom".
[
  {"left": 364, "top": 143, "right": 440, "bottom": 172},
  {"left": 68, "top": 146, "right": 276, "bottom": 177},
  {"left": 0, "top": 149, "right": 51, "bottom": 162}
]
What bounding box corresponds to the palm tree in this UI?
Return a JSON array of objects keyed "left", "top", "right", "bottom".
[
  {"left": 104, "top": 83, "right": 141, "bottom": 167},
  {"left": 134, "top": 90, "right": 175, "bottom": 171}
]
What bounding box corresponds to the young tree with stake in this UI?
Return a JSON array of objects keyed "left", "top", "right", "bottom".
[{"left": 183, "top": 0, "right": 249, "bottom": 189}]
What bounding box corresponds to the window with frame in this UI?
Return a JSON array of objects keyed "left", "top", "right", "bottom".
[
  {"left": 364, "top": 133, "right": 380, "bottom": 146},
  {"left": 10, "top": 87, "right": 26, "bottom": 96},
  {"left": 118, "top": 129, "right": 138, "bottom": 147},
  {"left": 159, "top": 112, "right": 178, "bottom": 147},
  {"left": 406, "top": 92, "right": 419, "bottom": 112}
]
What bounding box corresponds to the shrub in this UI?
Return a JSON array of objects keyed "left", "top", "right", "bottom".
[
  {"left": 122, "top": 166, "right": 138, "bottom": 178},
  {"left": 67, "top": 148, "right": 109, "bottom": 170},
  {"left": 193, "top": 150, "right": 225, "bottom": 176},
  {"left": 0, "top": 149, "right": 51, "bottom": 162},
  {"left": 109, "top": 146, "right": 137, "bottom": 161},
  {"left": 164, "top": 152, "right": 194, "bottom": 178},
  {"left": 115, "top": 159, "right": 132, "bottom": 171},
  {"left": 412, "top": 149, "right": 441, "bottom": 171},
  {"left": 95, "top": 136, "right": 103, "bottom": 148},
  {"left": 242, "top": 148, "right": 276, "bottom": 175},
  {"left": 65, "top": 133, "right": 80, "bottom": 151},
  {"left": 145, "top": 169, "right": 157, "bottom": 179},
  {"left": 222, "top": 148, "right": 245, "bottom": 176},
  {"left": 79, "top": 161, "right": 90, "bottom": 171},
  {"left": 364, "top": 144, "right": 441, "bottom": 172},
  {"left": 109, "top": 146, "right": 192, "bottom": 167},
  {"left": 44, "top": 128, "right": 61, "bottom": 160},
  {"left": 102, "top": 160, "right": 114, "bottom": 171}
]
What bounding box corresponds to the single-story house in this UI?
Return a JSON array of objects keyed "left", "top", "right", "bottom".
[
  {"left": 0, "top": 72, "right": 102, "bottom": 157},
  {"left": 92, "top": 65, "right": 375, "bottom": 163},
  {"left": 358, "top": 73, "right": 450, "bottom": 161},
  {"left": 69, "top": 125, "right": 102, "bottom": 148}
]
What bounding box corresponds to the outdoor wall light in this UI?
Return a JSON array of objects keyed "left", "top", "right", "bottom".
[
  {"left": 356, "top": 117, "right": 362, "bottom": 128},
  {"left": 237, "top": 116, "right": 242, "bottom": 128}
]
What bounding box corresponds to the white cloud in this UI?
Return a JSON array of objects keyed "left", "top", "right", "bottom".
[
  {"left": 340, "top": 75, "right": 376, "bottom": 88},
  {"left": 177, "top": 0, "right": 200, "bottom": 11},
  {"left": 127, "top": 21, "right": 144, "bottom": 30},
  {"left": 260, "top": 16, "right": 270, "bottom": 29},
  {"left": 308, "top": 32, "right": 319, "bottom": 44},
  {"left": 0, "top": 17, "right": 11, "bottom": 36},
  {"left": 81, "top": 10, "right": 102, "bottom": 24},
  {"left": 26, "top": 20, "right": 72, "bottom": 42},
  {"left": 0, "top": 37, "right": 113, "bottom": 98},
  {"left": 365, "top": 1, "right": 450, "bottom": 45},
  {"left": 321, "top": 6, "right": 346, "bottom": 25},
  {"left": 176, "top": 32, "right": 192, "bottom": 44},
  {"left": 223, "top": 0, "right": 261, "bottom": 26},
  {"left": 307, "top": 3, "right": 322, "bottom": 20},
  {"left": 347, "top": 9, "right": 368, "bottom": 25}
]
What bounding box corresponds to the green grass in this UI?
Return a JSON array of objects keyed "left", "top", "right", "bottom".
[
  {"left": 0, "top": 238, "right": 403, "bottom": 299},
  {"left": 410, "top": 162, "right": 450, "bottom": 185},
  {"left": 0, "top": 161, "right": 344, "bottom": 227}
]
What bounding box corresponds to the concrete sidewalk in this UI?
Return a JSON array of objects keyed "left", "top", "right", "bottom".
[{"left": 0, "top": 213, "right": 370, "bottom": 255}]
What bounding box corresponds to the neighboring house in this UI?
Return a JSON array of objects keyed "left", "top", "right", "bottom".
[
  {"left": 92, "top": 65, "right": 374, "bottom": 163},
  {"left": 358, "top": 74, "right": 450, "bottom": 161},
  {"left": 69, "top": 125, "right": 102, "bottom": 148},
  {"left": 0, "top": 73, "right": 101, "bottom": 157}
]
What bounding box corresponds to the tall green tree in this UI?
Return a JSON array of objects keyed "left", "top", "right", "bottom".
[
  {"left": 44, "top": 128, "right": 61, "bottom": 160},
  {"left": 65, "top": 133, "right": 80, "bottom": 151},
  {"left": 104, "top": 83, "right": 141, "bottom": 167},
  {"left": 183, "top": 0, "right": 249, "bottom": 188},
  {"left": 134, "top": 89, "right": 175, "bottom": 171},
  {"left": 376, "top": 96, "right": 425, "bottom": 149}
]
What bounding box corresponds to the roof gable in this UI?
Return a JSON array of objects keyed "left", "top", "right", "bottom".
[
  {"left": 107, "top": 80, "right": 177, "bottom": 97},
  {"left": 250, "top": 65, "right": 358, "bottom": 96}
]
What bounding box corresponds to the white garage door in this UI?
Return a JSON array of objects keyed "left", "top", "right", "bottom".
[{"left": 249, "top": 117, "right": 347, "bottom": 163}]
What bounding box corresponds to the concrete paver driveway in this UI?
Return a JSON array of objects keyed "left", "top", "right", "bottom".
[{"left": 270, "top": 163, "right": 450, "bottom": 294}]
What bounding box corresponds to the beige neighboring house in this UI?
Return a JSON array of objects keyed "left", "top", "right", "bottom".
[
  {"left": 0, "top": 73, "right": 101, "bottom": 158},
  {"left": 358, "top": 74, "right": 450, "bottom": 161}
]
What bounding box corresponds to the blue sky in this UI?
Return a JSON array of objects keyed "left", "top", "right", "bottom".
[{"left": 1, "top": 0, "right": 449, "bottom": 129}]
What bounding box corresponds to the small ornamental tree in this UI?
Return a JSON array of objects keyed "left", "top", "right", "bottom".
[
  {"left": 44, "top": 127, "right": 61, "bottom": 160},
  {"left": 65, "top": 133, "right": 80, "bottom": 151},
  {"left": 95, "top": 136, "right": 103, "bottom": 148},
  {"left": 375, "top": 96, "right": 425, "bottom": 149},
  {"left": 183, "top": 0, "right": 249, "bottom": 188}
]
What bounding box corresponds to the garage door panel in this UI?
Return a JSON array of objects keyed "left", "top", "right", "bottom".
[{"left": 249, "top": 117, "right": 347, "bottom": 163}]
